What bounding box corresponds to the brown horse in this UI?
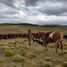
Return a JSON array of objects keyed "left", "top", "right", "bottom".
[{"left": 42, "top": 31, "right": 63, "bottom": 52}]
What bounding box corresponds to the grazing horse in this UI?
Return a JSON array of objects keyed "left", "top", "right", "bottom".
[{"left": 42, "top": 31, "right": 63, "bottom": 52}]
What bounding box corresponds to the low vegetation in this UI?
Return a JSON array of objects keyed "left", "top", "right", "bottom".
[
  {"left": 3, "top": 50, "right": 15, "bottom": 57},
  {"left": 0, "top": 25, "right": 67, "bottom": 67}
]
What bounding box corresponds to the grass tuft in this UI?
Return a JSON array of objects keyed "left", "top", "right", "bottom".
[
  {"left": 3, "top": 50, "right": 15, "bottom": 57},
  {"left": 40, "top": 62, "right": 52, "bottom": 67},
  {"left": 27, "top": 53, "right": 37, "bottom": 59},
  {"left": 45, "top": 57, "right": 51, "bottom": 62},
  {"left": 12, "top": 54, "right": 25, "bottom": 62}
]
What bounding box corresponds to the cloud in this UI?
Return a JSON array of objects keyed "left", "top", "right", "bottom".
[
  {"left": 0, "top": 0, "right": 25, "bottom": 9},
  {"left": 0, "top": 0, "right": 16, "bottom": 8},
  {"left": 36, "top": 0, "right": 67, "bottom": 16},
  {"left": 0, "top": 0, "right": 67, "bottom": 25},
  {"left": 25, "top": 0, "right": 38, "bottom": 6},
  {"left": 24, "top": 0, "right": 67, "bottom": 16}
]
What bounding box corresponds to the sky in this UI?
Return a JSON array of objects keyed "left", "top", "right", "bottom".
[{"left": 0, "top": 0, "right": 67, "bottom": 25}]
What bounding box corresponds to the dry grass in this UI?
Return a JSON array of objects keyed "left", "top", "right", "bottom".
[
  {"left": 54, "top": 65, "right": 63, "bottom": 67},
  {"left": 0, "top": 38, "right": 66, "bottom": 67},
  {"left": 39, "top": 62, "right": 52, "bottom": 67},
  {"left": 0, "top": 25, "right": 67, "bottom": 34},
  {"left": 61, "top": 62, "right": 67, "bottom": 67},
  {"left": 44, "top": 57, "right": 51, "bottom": 62},
  {"left": 0, "top": 25, "right": 67, "bottom": 67},
  {"left": 12, "top": 54, "right": 25, "bottom": 62}
]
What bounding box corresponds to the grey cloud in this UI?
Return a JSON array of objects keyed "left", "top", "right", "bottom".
[
  {"left": 37, "top": 0, "right": 67, "bottom": 16},
  {"left": 0, "top": 10, "right": 18, "bottom": 15},
  {"left": 0, "top": 0, "right": 67, "bottom": 16},
  {"left": 25, "top": 0, "right": 38, "bottom": 6},
  {"left": 61, "top": 12, "right": 67, "bottom": 16},
  {"left": 25, "top": 0, "right": 67, "bottom": 16},
  {"left": 39, "top": 5, "right": 67, "bottom": 15},
  {"left": 25, "top": 0, "right": 67, "bottom": 5},
  {"left": 0, "top": 0, "right": 67, "bottom": 25},
  {"left": 2, "top": 9, "right": 18, "bottom": 14},
  {"left": 0, "top": 0, "right": 16, "bottom": 8},
  {"left": 0, "top": 6, "right": 19, "bottom": 18},
  {"left": 37, "top": 19, "right": 67, "bottom": 25}
]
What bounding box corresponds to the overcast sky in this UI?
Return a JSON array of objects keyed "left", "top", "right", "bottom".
[{"left": 0, "top": 0, "right": 67, "bottom": 25}]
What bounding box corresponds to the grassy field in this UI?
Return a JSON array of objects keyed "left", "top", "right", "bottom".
[
  {"left": 0, "top": 25, "right": 67, "bottom": 34},
  {"left": 0, "top": 25, "right": 67, "bottom": 67}
]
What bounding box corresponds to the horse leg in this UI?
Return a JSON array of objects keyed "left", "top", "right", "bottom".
[
  {"left": 60, "top": 41, "right": 63, "bottom": 52},
  {"left": 43, "top": 42, "right": 48, "bottom": 51},
  {"left": 56, "top": 42, "right": 59, "bottom": 53}
]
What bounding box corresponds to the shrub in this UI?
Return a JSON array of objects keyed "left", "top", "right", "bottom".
[{"left": 3, "top": 50, "right": 15, "bottom": 57}]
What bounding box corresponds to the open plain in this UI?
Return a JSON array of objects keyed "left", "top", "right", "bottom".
[{"left": 0, "top": 25, "right": 67, "bottom": 67}]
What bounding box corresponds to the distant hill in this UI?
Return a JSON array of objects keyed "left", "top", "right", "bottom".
[
  {"left": 0, "top": 23, "right": 67, "bottom": 26},
  {"left": 0, "top": 23, "right": 38, "bottom": 26}
]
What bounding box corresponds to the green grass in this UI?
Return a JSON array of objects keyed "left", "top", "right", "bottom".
[{"left": 3, "top": 50, "right": 15, "bottom": 57}]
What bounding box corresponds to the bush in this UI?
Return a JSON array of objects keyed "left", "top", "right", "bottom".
[{"left": 3, "top": 50, "right": 15, "bottom": 57}]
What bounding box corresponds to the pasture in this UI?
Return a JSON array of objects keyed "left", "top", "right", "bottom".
[{"left": 0, "top": 24, "right": 67, "bottom": 67}]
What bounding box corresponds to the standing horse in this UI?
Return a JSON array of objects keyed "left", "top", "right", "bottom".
[{"left": 42, "top": 31, "right": 63, "bottom": 52}]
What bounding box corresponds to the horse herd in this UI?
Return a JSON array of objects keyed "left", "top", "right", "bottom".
[
  {"left": 0, "top": 33, "right": 28, "bottom": 39},
  {"left": 0, "top": 29, "right": 66, "bottom": 53}
]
